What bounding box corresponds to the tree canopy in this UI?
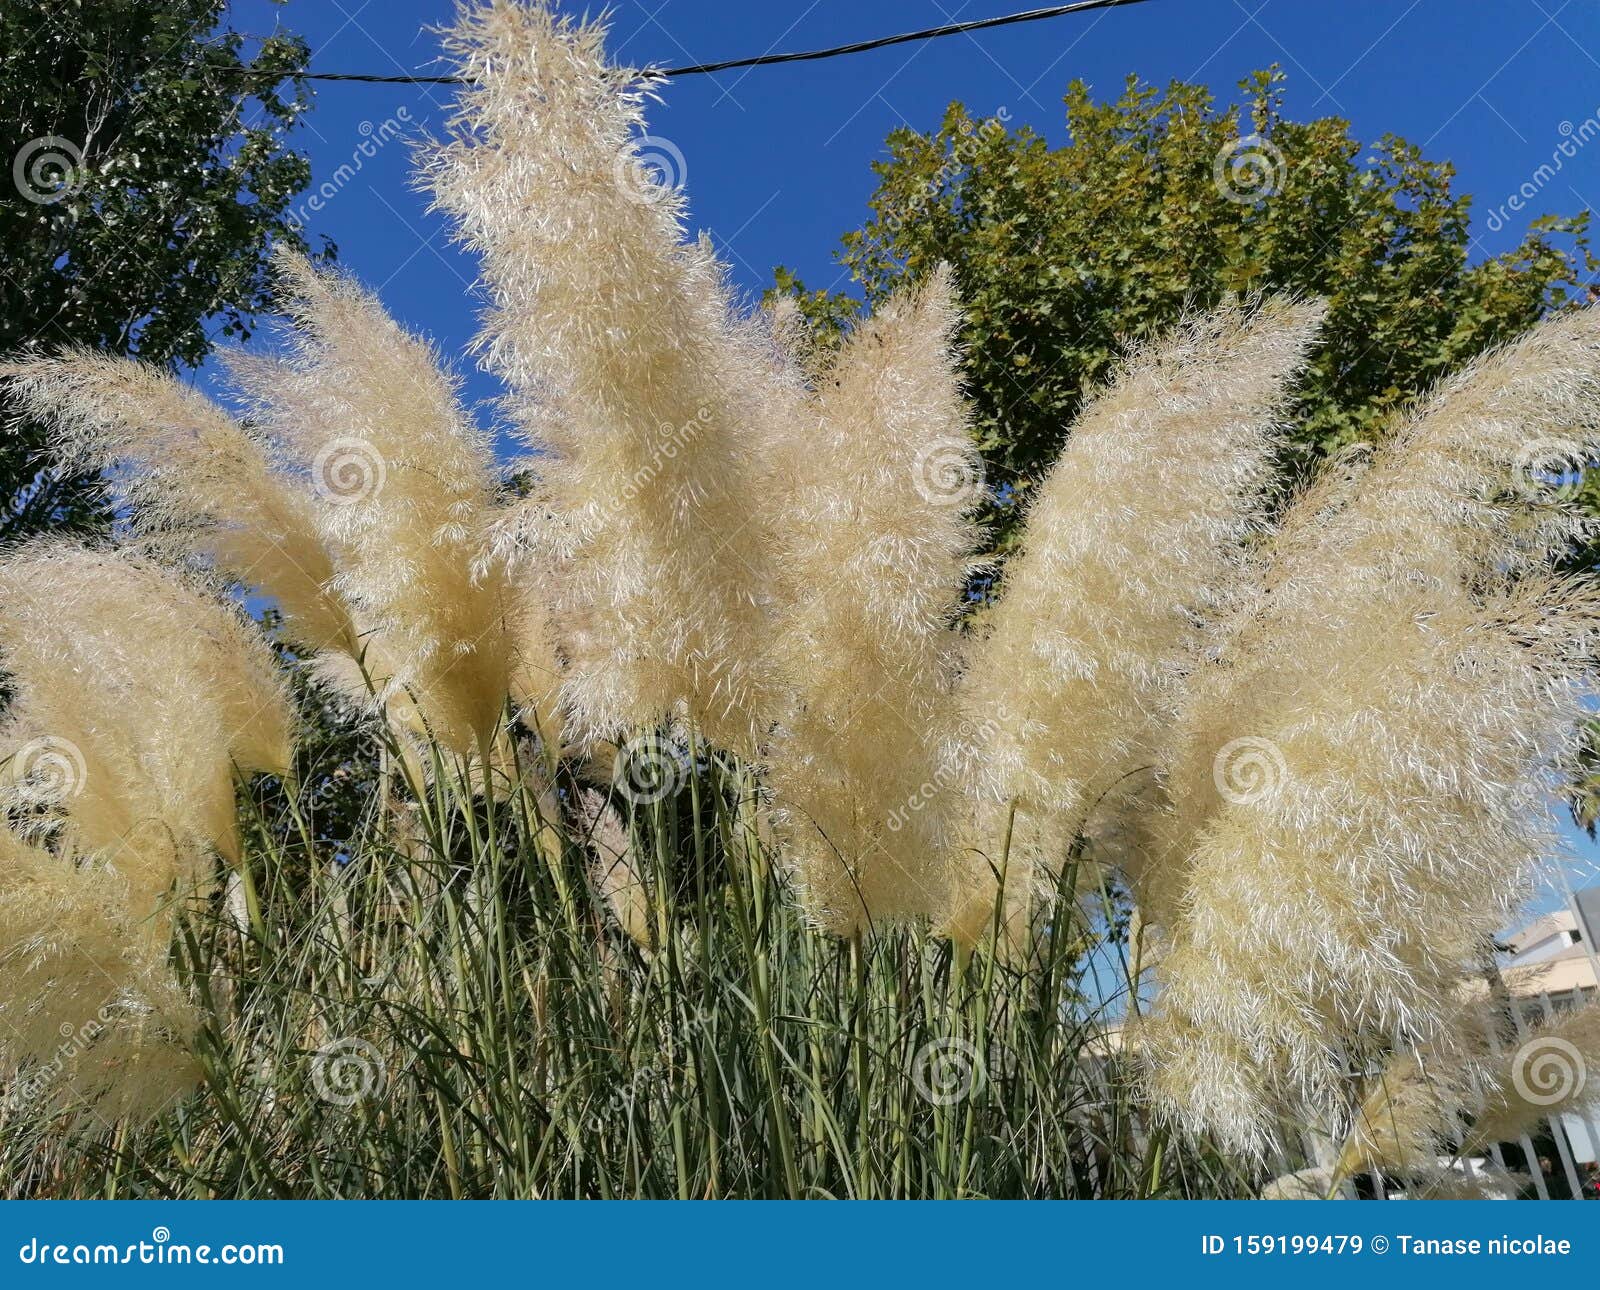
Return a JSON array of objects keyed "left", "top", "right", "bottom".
[
  {"left": 0, "top": 0, "right": 316, "bottom": 537},
  {"left": 774, "top": 69, "right": 1596, "bottom": 551}
]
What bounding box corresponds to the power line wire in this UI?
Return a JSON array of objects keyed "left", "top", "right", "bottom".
[{"left": 225, "top": 0, "right": 1153, "bottom": 85}]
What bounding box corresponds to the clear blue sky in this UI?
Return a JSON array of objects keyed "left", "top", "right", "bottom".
[{"left": 219, "top": 0, "right": 1600, "bottom": 904}]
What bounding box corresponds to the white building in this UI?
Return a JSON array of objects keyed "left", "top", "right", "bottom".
[
  {"left": 1496, "top": 898, "right": 1600, "bottom": 1187},
  {"left": 1503, "top": 908, "right": 1595, "bottom": 999}
]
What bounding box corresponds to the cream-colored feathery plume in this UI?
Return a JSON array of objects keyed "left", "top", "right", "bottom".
[
  {"left": 1142, "top": 307, "right": 1600, "bottom": 1154},
  {"left": 5, "top": 311, "right": 564, "bottom": 766},
  {"left": 502, "top": 554, "right": 567, "bottom": 754},
  {"left": 1258, "top": 1167, "right": 1341, "bottom": 1200},
  {"left": 0, "top": 545, "right": 285, "bottom": 1126},
  {"left": 422, "top": 0, "right": 779, "bottom": 752},
  {"left": 0, "top": 826, "right": 202, "bottom": 1127},
  {"left": 1331, "top": 1010, "right": 1500, "bottom": 1187},
  {"left": 761, "top": 269, "right": 981, "bottom": 934},
  {"left": 0, "top": 543, "right": 293, "bottom": 915},
  {"left": 1329, "top": 1000, "right": 1600, "bottom": 1196},
  {"left": 1347, "top": 304, "right": 1600, "bottom": 582},
  {"left": 945, "top": 300, "right": 1325, "bottom": 946},
  {"left": 1462, "top": 1001, "right": 1600, "bottom": 1153},
  {"left": 1161, "top": 308, "right": 1600, "bottom": 871},
  {"left": 2, "top": 350, "right": 357, "bottom": 656},
  {"left": 230, "top": 251, "right": 514, "bottom": 757},
  {"left": 577, "top": 788, "right": 654, "bottom": 951},
  {"left": 1144, "top": 579, "right": 1600, "bottom": 1154}
]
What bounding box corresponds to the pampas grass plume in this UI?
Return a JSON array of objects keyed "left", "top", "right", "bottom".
[
  {"left": 424, "top": 0, "right": 780, "bottom": 751},
  {"left": 761, "top": 267, "right": 979, "bottom": 932},
  {"left": 947, "top": 299, "right": 1325, "bottom": 943}
]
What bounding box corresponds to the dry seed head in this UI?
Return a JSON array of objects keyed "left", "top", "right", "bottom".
[
  {"left": 761, "top": 268, "right": 980, "bottom": 932},
  {"left": 424, "top": 0, "right": 782, "bottom": 752},
  {"left": 230, "top": 251, "right": 515, "bottom": 754},
  {"left": 1142, "top": 305, "right": 1600, "bottom": 1153},
  {"left": 3, "top": 349, "right": 357, "bottom": 655},
  {"left": 0, "top": 543, "right": 293, "bottom": 915},
  {"left": 947, "top": 298, "right": 1325, "bottom": 942},
  {"left": 577, "top": 788, "right": 654, "bottom": 951}
]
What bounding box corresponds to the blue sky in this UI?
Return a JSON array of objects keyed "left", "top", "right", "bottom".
[{"left": 219, "top": 0, "right": 1600, "bottom": 905}]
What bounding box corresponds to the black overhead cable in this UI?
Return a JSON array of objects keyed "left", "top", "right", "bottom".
[{"left": 225, "top": 1, "right": 1154, "bottom": 85}]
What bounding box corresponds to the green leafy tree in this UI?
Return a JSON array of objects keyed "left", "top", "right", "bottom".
[
  {"left": 774, "top": 69, "right": 1595, "bottom": 551},
  {"left": 0, "top": 0, "right": 317, "bottom": 537}
]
